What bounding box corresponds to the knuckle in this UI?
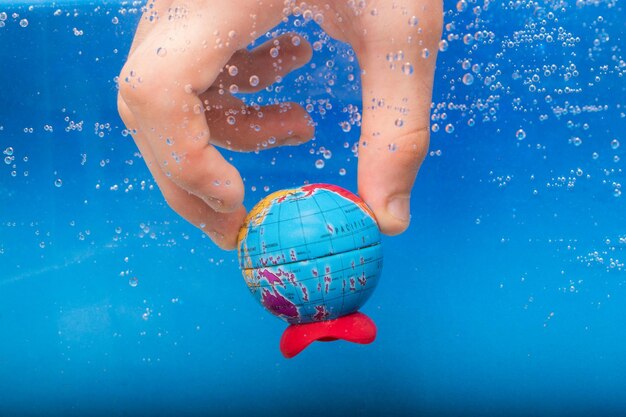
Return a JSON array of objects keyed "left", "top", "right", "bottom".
[
  {"left": 173, "top": 153, "right": 245, "bottom": 210},
  {"left": 117, "top": 62, "right": 151, "bottom": 108},
  {"left": 161, "top": 190, "right": 185, "bottom": 216},
  {"left": 116, "top": 93, "right": 135, "bottom": 127},
  {"left": 370, "top": 126, "right": 430, "bottom": 165},
  {"left": 405, "top": 126, "right": 430, "bottom": 163}
]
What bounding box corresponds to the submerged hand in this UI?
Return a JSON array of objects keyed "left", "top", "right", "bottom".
[{"left": 118, "top": 0, "right": 442, "bottom": 250}]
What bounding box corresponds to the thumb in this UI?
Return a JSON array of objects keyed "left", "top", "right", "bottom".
[{"left": 355, "top": 5, "right": 442, "bottom": 235}]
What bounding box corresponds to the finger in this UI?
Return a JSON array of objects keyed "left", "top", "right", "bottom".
[
  {"left": 202, "top": 92, "right": 314, "bottom": 151},
  {"left": 214, "top": 33, "right": 313, "bottom": 93},
  {"left": 118, "top": 96, "right": 245, "bottom": 249},
  {"left": 127, "top": 0, "right": 175, "bottom": 56},
  {"left": 118, "top": 0, "right": 286, "bottom": 213},
  {"left": 353, "top": 2, "right": 443, "bottom": 235}
]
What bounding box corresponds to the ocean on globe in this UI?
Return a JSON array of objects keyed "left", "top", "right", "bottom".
[{"left": 237, "top": 184, "right": 383, "bottom": 324}]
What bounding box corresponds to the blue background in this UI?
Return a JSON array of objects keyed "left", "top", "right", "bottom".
[{"left": 0, "top": 1, "right": 625, "bottom": 415}]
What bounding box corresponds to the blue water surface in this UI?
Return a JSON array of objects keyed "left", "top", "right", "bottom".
[{"left": 0, "top": 1, "right": 625, "bottom": 416}]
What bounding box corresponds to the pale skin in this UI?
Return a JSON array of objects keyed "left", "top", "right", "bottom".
[{"left": 118, "top": 0, "right": 443, "bottom": 250}]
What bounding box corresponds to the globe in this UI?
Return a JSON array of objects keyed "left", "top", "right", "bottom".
[{"left": 237, "top": 183, "right": 383, "bottom": 326}]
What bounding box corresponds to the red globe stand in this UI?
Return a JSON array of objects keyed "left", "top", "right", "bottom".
[{"left": 279, "top": 312, "right": 377, "bottom": 358}]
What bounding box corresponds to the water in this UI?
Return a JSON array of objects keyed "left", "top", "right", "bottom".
[{"left": 0, "top": 1, "right": 625, "bottom": 415}]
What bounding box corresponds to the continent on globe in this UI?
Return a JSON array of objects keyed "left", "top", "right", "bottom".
[
  {"left": 261, "top": 287, "right": 298, "bottom": 319},
  {"left": 237, "top": 184, "right": 384, "bottom": 358}
]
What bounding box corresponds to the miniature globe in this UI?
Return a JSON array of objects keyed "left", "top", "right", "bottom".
[{"left": 237, "top": 183, "right": 383, "bottom": 324}]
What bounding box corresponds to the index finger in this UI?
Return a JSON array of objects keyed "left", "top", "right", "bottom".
[{"left": 118, "top": 0, "right": 286, "bottom": 212}]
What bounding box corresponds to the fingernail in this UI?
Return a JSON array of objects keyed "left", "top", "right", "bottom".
[
  {"left": 387, "top": 195, "right": 411, "bottom": 222},
  {"left": 284, "top": 136, "right": 302, "bottom": 146}
]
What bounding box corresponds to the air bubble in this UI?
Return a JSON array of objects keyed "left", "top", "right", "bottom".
[
  {"left": 129, "top": 277, "right": 138, "bottom": 287},
  {"left": 462, "top": 73, "right": 474, "bottom": 85},
  {"left": 54, "top": 178, "right": 63, "bottom": 187},
  {"left": 611, "top": 139, "right": 620, "bottom": 149},
  {"left": 421, "top": 48, "right": 430, "bottom": 59},
  {"left": 156, "top": 47, "right": 167, "bottom": 57},
  {"left": 19, "top": 19, "right": 28, "bottom": 28},
  {"left": 402, "top": 62, "right": 414, "bottom": 75},
  {"left": 270, "top": 47, "right": 279, "bottom": 58},
  {"left": 249, "top": 75, "right": 260, "bottom": 87},
  {"left": 408, "top": 16, "right": 418, "bottom": 26},
  {"left": 445, "top": 124, "right": 455, "bottom": 134},
  {"left": 516, "top": 129, "right": 526, "bottom": 141},
  {"left": 340, "top": 122, "right": 351, "bottom": 132},
  {"left": 227, "top": 116, "right": 236, "bottom": 125},
  {"left": 315, "top": 159, "right": 325, "bottom": 169},
  {"left": 228, "top": 65, "right": 238, "bottom": 76},
  {"left": 395, "top": 119, "right": 404, "bottom": 127},
  {"left": 339, "top": 168, "right": 346, "bottom": 176},
  {"left": 229, "top": 84, "right": 239, "bottom": 94},
  {"left": 3, "top": 147, "right": 13, "bottom": 156},
  {"left": 291, "top": 36, "right": 301, "bottom": 46}
]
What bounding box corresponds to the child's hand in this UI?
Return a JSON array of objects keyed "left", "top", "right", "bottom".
[{"left": 117, "top": 0, "right": 442, "bottom": 249}]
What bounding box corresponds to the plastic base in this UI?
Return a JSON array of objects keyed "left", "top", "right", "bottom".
[{"left": 279, "top": 312, "right": 377, "bottom": 358}]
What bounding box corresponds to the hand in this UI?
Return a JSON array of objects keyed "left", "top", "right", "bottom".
[{"left": 118, "top": 0, "right": 443, "bottom": 250}]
